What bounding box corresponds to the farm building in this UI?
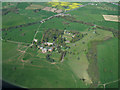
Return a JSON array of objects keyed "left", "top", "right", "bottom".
[
  {"left": 42, "top": 48, "right": 47, "bottom": 53},
  {"left": 48, "top": 48, "right": 53, "bottom": 52},
  {"left": 40, "top": 47, "right": 43, "bottom": 49}
]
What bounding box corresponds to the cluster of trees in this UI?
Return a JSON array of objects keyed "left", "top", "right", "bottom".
[
  {"left": 46, "top": 54, "right": 55, "bottom": 62},
  {"left": 2, "top": 7, "right": 19, "bottom": 15},
  {"left": 16, "top": 2, "right": 30, "bottom": 9},
  {"left": 42, "top": 29, "right": 64, "bottom": 43},
  {"left": 34, "top": 9, "right": 41, "bottom": 13},
  {"left": 70, "top": 33, "right": 83, "bottom": 43}
]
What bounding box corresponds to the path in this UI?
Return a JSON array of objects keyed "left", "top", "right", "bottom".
[
  {"left": 98, "top": 79, "right": 120, "bottom": 89},
  {"left": 3, "top": 39, "right": 31, "bottom": 45}
]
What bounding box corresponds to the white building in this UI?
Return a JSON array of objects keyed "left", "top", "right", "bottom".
[
  {"left": 34, "top": 39, "right": 38, "bottom": 42},
  {"left": 42, "top": 48, "right": 47, "bottom": 53}
]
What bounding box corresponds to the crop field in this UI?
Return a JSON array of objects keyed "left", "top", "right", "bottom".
[{"left": 103, "top": 15, "right": 119, "bottom": 22}]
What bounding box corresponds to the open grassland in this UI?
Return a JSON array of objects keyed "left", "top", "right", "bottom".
[
  {"left": 67, "top": 3, "right": 118, "bottom": 30},
  {"left": 40, "top": 17, "right": 90, "bottom": 32},
  {"left": 2, "top": 41, "right": 87, "bottom": 88},
  {"left": 2, "top": 24, "right": 41, "bottom": 43},
  {"left": 97, "top": 38, "right": 118, "bottom": 88},
  {"left": 2, "top": 8, "right": 55, "bottom": 29},
  {"left": 2, "top": 2, "right": 18, "bottom": 9},
  {"left": 64, "top": 29, "right": 113, "bottom": 85}
]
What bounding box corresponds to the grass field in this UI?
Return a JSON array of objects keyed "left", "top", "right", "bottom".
[
  {"left": 97, "top": 38, "right": 118, "bottom": 88},
  {"left": 64, "top": 28, "right": 113, "bottom": 85},
  {"left": 2, "top": 41, "right": 87, "bottom": 88},
  {"left": 2, "top": 2, "right": 118, "bottom": 88},
  {"left": 40, "top": 17, "right": 90, "bottom": 32},
  {"left": 67, "top": 3, "right": 118, "bottom": 30},
  {"left": 2, "top": 24, "right": 41, "bottom": 43},
  {"left": 2, "top": 8, "right": 55, "bottom": 29}
]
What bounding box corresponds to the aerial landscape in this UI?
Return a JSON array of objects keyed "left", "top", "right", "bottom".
[{"left": 2, "top": 1, "right": 119, "bottom": 88}]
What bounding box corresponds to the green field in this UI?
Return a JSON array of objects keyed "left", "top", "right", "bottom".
[
  {"left": 2, "top": 24, "right": 42, "bottom": 43},
  {"left": 97, "top": 38, "right": 118, "bottom": 88},
  {"left": 2, "top": 2, "right": 119, "bottom": 88},
  {"left": 40, "top": 17, "right": 90, "bottom": 32},
  {"left": 2, "top": 7, "right": 55, "bottom": 29},
  {"left": 67, "top": 3, "right": 118, "bottom": 30},
  {"left": 2, "top": 41, "right": 87, "bottom": 88}
]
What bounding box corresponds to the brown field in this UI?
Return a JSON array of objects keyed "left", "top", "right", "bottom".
[
  {"left": 103, "top": 15, "right": 120, "bottom": 22},
  {"left": 26, "top": 4, "right": 44, "bottom": 10}
]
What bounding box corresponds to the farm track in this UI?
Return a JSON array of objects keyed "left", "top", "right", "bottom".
[
  {"left": 2, "top": 40, "right": 31, "bottom": 45},
  {"left": 98, "top": 79, "right": 120, "bottom": 89}
]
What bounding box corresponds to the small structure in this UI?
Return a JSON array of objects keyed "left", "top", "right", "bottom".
[
  {"left": 42, "top": 48, "right": 47, "bottom": 53},
  {"left": 44, "top": 42, "right": 53, "bottom": 46},
  {"left": 47, "top": 42, "right": 53, "bottom": 46},
  {"left": 65, "top": 40, "right": 70, "bottom": 43},
  {"left": 48, "top": 48, "right": 53, "bottom": 52},
  {"left": 72, "top": 35, "right": 76, "bottom": 38},
  {"left": 40, "top": 47, "right": 43, "bottom": 49},
  {"left": 34, "top": 39, "right": 38, "bottom": 42}
]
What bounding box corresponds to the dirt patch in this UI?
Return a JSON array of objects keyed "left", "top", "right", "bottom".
[{"left": 103, "top": 15, "right": 120, "bottom": 22}]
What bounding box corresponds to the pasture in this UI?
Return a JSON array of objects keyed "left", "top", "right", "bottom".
[
  {"left": 2, "top": 24, "right": 41, "bottom": 43},
  {"left": 2, "top": 7, "right": 55, "bottom": 29},
  {"left": 40, "top": 17, "right": 90, "bottom": 32},
  {"left": 97, "top": 38, "right": 118, "bottom": 88},
  {"left": 67, "top": 3, "right": 118, "bottom": 30},
  {"left": 64, "top": 28, "right": 113, "bottom": 85},
  {"left": 2, "top": 41, "right": 87, "bottom": 88}
]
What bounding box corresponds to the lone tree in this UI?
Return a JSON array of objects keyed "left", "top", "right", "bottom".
[{"left": 77, "top": 57, "right": 80, "bottom": 60}]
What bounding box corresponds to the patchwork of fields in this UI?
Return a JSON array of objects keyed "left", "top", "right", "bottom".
[{"left": 2, "top": 2, "right": 119, "bottom": 88}]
